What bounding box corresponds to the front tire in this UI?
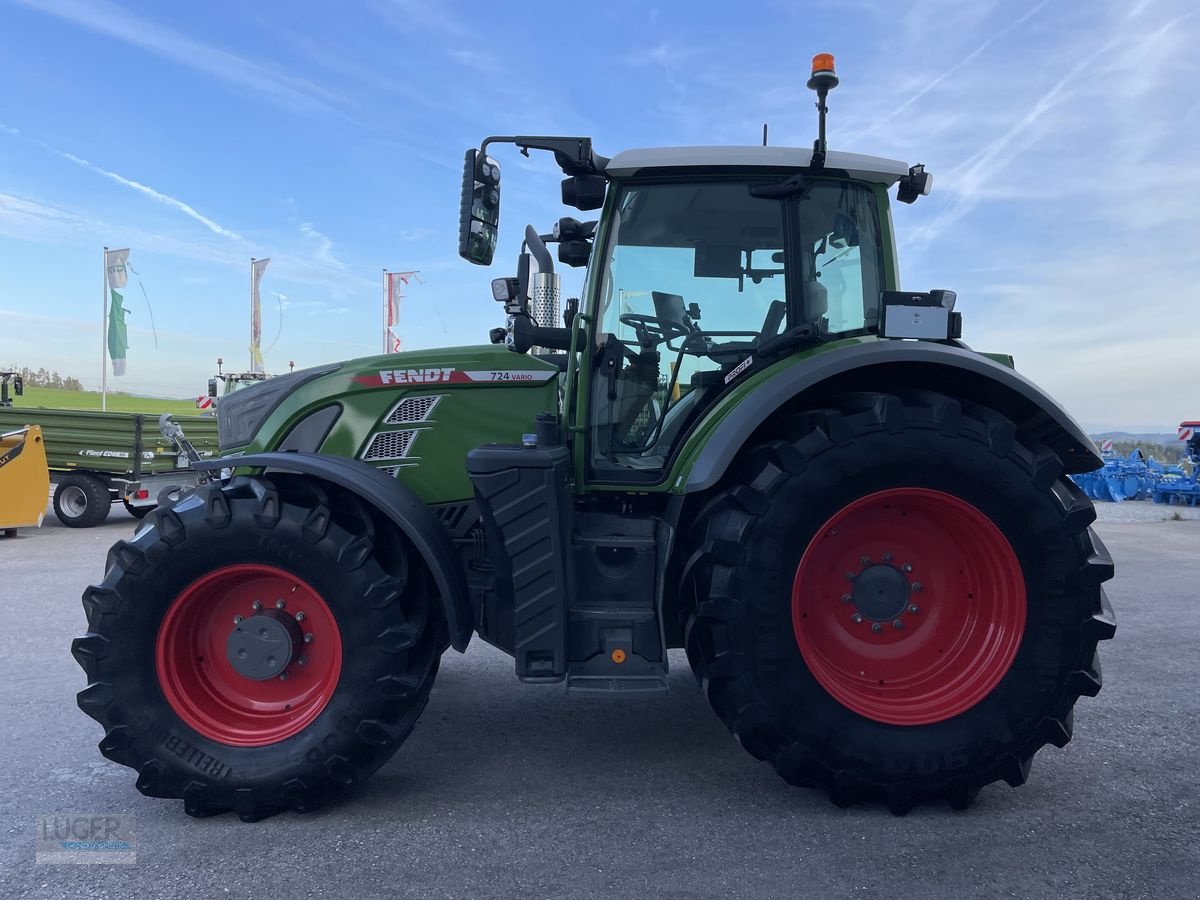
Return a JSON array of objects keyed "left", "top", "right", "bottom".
[
  {"left": 73, "top": 475, "right": 445, "bottom": 820},
  {"left": 682, "top": 391, "right": 1115, "bottom": 812}
]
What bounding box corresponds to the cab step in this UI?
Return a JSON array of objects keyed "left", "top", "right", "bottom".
[{"left": 566, "top": 674, "right": 669, "bottom": 697}]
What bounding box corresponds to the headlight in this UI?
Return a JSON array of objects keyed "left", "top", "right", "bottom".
[{"left": 217, "top": 363, "right": 340, "bottom": 450}]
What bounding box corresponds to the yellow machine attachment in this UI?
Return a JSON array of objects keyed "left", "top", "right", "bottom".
[{"left": 0, "top": 425, "right": 50, "bottom": 536}]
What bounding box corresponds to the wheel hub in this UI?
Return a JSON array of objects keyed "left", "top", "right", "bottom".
[
  {"left": 226, "top": 609, "right": 303, "bottom": 680},
  {"left": 851, "top": 563, "right": 911, "bottom": 621}
]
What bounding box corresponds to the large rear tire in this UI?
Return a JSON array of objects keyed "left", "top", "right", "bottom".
[
  {"left": 682, "top": 391, "right": 1115, "bottom": 812},
  {"left": 73, "top": 475, "right": 445, "bottom": 821},
  {"left": 54, "top": 473, "right": 112, "bottom": 528}
]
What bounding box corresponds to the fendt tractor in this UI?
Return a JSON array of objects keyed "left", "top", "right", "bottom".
[{"left": 74, "top": 56, "right": 1115, "bottom": 821}]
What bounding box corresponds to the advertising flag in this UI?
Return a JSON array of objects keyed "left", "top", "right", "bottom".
[
  {"left": 108, "top": 289, "right": 128, "bottom": 376},
  {"left": 105, "top": 249, "right": 130, "bottom": 289},
  {"left": 387, "top": 271, "right": 408, "bottom": 327},
  {"left": 250, "top": 258, "right": 270, "bottom": 373}
]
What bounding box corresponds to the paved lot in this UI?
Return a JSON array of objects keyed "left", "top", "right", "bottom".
[{"left": 1, "top": 503, "right": 1197, "bottom": 899}]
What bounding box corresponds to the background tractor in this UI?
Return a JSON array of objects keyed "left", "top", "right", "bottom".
[{"left": 74, "top": 55, "right": 1114, "bottom": 821}]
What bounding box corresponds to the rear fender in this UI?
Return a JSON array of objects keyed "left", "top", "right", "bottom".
[
  {"left": 193, "top": 452, "right": 472, "bottom": 651},
  {"left": 683, "top": 341, "right": 1101, "bottom": 492}
]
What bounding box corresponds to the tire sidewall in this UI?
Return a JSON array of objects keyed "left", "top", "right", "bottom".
[
  {"left": 97, "top": 487, "right": 435, "bottom": 796},
  {"left": 715, "top": 422, "right": 1084, "bottom": 787}
]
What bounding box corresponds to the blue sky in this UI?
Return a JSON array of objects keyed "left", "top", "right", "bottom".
[{"left": 0, "top": 0, "right": 1196, "bottom": 431}]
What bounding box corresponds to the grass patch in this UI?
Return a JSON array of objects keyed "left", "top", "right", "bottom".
[{"left": 15, "top": 386, "right": 202, "bottom": 417}]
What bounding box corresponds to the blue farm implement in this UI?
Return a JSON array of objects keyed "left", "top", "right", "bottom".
[
  {"left": 1072, "top": 448, "right": 1155, "bottom": 502},
  {"left": 1151, "top": 422, "right": 1200, "bottom": 506},
  {"left": 1073, "top": 423, "right": 1200, "bottom": 503}
]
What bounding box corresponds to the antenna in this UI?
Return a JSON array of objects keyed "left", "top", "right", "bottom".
[
  {"left": 806, "top": 53, "right": 839, "bottom": 169},
  {"left": 762, "top": 123, "right": 768, "bottom": 147}
]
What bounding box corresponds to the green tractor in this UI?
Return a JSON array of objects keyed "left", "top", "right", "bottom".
[{"left": 74, "top": 56, "right": 1114, "bottom": 820}]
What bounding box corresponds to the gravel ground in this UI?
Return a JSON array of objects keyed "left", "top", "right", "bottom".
[
  {"left": 1093, "top": 501, "right": 1200, "bottom": 523},
  {"left": 1, "top": 502, "right": 1197, "bottom": 899}
]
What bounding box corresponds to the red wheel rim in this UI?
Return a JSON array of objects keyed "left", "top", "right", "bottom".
[
  {"left": 156, "top": 564, "right": 342, "bottom": 747},
  {"left": 791, "top": 488, "right": 1025, "bottom": 726}
]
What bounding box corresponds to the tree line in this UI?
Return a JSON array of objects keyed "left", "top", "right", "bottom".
[{"left": 3, "top": 365, "right": 84, "bottom": 391}]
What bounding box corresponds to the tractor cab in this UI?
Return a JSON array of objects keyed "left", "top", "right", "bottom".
[{"left": 459, "top": 55, "right": 940, "bottom": 485}]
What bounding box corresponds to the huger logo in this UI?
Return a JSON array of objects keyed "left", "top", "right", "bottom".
[{"left": 378, "top": 368, "right": 454, "bottom": 385}]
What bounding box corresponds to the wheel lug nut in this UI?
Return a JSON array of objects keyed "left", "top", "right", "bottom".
[
  {"left": 279, "top": 671, "right": 289, "bottom": 681},
  {"left": 893, "top": 619, "right": 904, "bottom": 630},
  {"left": 233, "top": 615, "right": 243, "bottom": 624},
  {"left": 275, "top": 599, "right": 286, "bottom": 609},
  {"left": 295, "top": 611, "right": 306, "bottom": 622},
  {"left": 871, "top": 622, "right": 883, "bottom": 633},
  {"left": 251, "top": 601, "right": 262, "bottom": 611},
  {"left": 912, "top": 581, "right": 923, "bottom": 592},
  {"left": 297, "top": 656, "right": 308, "bottom": 667},
  {"left": 902, "top": 563, "right": 913, "bottom": 573},
  {"left": 860, "top": 555, "right": 871, "bottom": 566},
  {"left": 908, "top": 604, "right": 920, "bottom": 614},
  {"left": 882, "top": 552, "right": 893, "bottom": 563},
  {"left": 304, "top": 633, "right": 314, "bottom": 644},
  {"left": 852, "top": 613, "right": 864, "bottom": 624},
  {"left": 840, "top": 593, "right": 853, "bottom": 604},
  {"left": 845, "top": 572, "right": 856, "bottom": 582}
]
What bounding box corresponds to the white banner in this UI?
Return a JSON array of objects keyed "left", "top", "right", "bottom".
[
  {"left": 250, "top": 258, "right": 270, "bottom": 373},
  {"left": 106, "top": 248, "right": 130, "bottom": 289}
]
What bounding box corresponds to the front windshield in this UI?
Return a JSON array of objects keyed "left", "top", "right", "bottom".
[{"left": 589, "top": 178, "right": 883, "bottom": 478}]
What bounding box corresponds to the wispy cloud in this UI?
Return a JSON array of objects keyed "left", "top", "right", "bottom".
[
  {"left": 0, "top": 123, "right": 241, "bottom": 239},
  {"left": 299, "top": 222, "right": 346, "bottom": 270},
  {"left": 845, "top": 0, "right": 1054, "bottom": 144},
  {"left": 10, "top": 0, "right": 345, "bottom": 116},
  {"left": 369, "top": 0, "right": 468, "bottom": 37}
]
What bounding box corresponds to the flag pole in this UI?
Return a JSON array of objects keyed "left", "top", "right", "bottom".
[
  {"left": 101, "top": 246, "right": 108, "bottom": 411},
  {"left": 382, "top": 268, "right": 388, "bottom": 354}
]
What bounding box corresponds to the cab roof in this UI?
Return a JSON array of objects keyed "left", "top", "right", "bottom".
[{"left": 604, "top": 146, "right": 909, "bottom": 185}]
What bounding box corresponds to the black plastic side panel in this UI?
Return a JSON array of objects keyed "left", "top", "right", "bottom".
[
  {"left": 685, "top": 341, "right": 1102, "bottom": 491},
  {"left": 193, "top": 452, "right": 472, "bottom": 651},
  {"left": 467, "top": 444, "right": 572, "bottom": 680}
]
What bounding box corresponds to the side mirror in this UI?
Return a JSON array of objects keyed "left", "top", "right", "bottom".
[
  {"left": 13, "top": 376, "right": 23, "bottom": 396},
  {"left": 459, "top": 149, "right": 501, "bottom": 265},
  {"left": 207, "top": 378, "right": 218, "bottom": 398}
]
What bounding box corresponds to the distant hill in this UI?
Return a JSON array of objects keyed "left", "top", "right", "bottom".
[{"left": 1091, "top": 432, "right": 1180, "bottom": 447}]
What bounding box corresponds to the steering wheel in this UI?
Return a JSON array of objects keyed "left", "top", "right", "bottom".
[{"left": 618, "top": 313, "right": 692, "bottom": 346}]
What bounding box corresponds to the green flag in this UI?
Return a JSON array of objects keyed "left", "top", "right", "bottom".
[{"left": 108, "top": 289, "right": 128, "bottom": 376}]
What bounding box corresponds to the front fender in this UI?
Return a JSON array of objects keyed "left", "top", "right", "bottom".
[
  {"left": 194, "top": 452, "right": 472, "bottom": 651},
  {"left": 682, "top": 340, "right": 1101, "bottom": 492}
]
